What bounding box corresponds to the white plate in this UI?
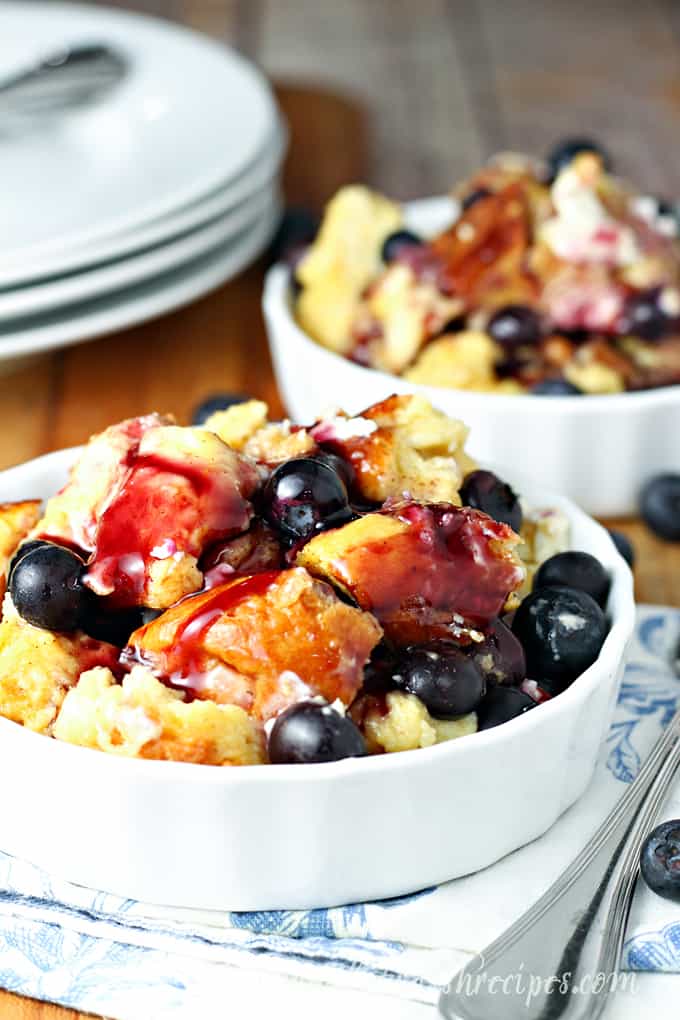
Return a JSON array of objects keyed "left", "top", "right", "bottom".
[
  {"left": 0, "top": 453, "right": 634, "bottom": 909},
  {"left": 0, "top": 184, "right": 279, "bottom": 321},
  {"left": 0, "top": 197, "right": 281, "bottom": 361},
  {"left": 0, "top": 119, "right": 287, "bottom": 291},
  {"left": 0, "top": 2, "right": 278, "bottom": 264}
]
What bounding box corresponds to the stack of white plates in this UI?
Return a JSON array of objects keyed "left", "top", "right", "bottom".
[{"left": 0, "top": 2, "right": 285, "bottom": 362}]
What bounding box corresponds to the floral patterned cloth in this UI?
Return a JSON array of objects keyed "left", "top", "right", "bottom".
[{"left": 0, "top": 606, "right": 678, "bottom": 1019}]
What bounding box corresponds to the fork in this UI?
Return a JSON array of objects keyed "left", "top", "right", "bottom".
[{"left": 439, "top": 705, "right": 680, "bottom": 1019}]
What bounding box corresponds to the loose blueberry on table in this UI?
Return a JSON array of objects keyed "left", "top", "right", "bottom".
[
  {"left": 640, "top": 820, "right": 680, "bottom": 902},
  {"left": 192, "top": 394, "right": 248, "bottom": 426},
  {"left": 640, "top": 474, "right": 680, "bottom": 541}
]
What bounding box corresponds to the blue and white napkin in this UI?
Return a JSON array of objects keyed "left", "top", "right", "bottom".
[{"left": 0, "top": 605, "right": 679, "bottom": 1020}]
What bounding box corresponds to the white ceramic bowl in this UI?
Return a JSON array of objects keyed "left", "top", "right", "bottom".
[
  {"left": 0, "top": 447, "right": 634, "bottom": 910},
  {"left": 263, "top": 196, "right": 680, "bottom": 517}
]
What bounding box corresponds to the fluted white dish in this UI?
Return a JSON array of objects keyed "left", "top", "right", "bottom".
[
  {"left": 0, "top": 448, "right": 634, "bottom": 909},
  {"left": 263, "top": 196, "right": 680, "bottom": 517}
]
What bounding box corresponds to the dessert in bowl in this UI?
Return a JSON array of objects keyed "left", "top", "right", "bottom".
[
  {"left": 264, "top": 141, "right": 680, "bottom": 514},
  {"left": 0, "top": 396, "right": 633, "bottom": 908}
]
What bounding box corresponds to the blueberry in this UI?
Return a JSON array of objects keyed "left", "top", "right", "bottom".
[
  {"left": 192, "top": 394, "right": 248, "bottom": 426},
  {"left": 640, "top": 820, "right": 680, "bottom": 902},
  {"left": 534, "top": 551, "right": 610, "bottom": 608},
  {"left": 262, "top": 457, "right": 351, "bottom": 543},
  {"left": 546, "top": 138, "right": 611, "bottom": 181},
  {"left": 512, "top": 586, "right": 608, "bottom": 689},
  {"left": 268, "top": 701, "right": 366, "bottom": 764},
  {"left": 7, "top": 540, "right": 53, "bottom": 583},
  {"left": 608, "top": 529, "right": 635, "bottom": 569},
  {"left": 311, "top": 451, "right": 355, "bottom": 491},
  {"left": 460, "top": 469, "right": 523, "bottom": 532},
  {"left": 362, "top": 642, "right": 397, "bottom": 695},
  {"left": 531, "top": 379, "right": 583, "bottom": 396},
  {"left": 618, "top": 291, "right": 669, "bottom": 341},
  {"left": 488, "top": 305, "right": 542, "bottom": 348},
  {"left": 469, "top": 618, "right": 526, "bottom": 687},
  {"left": 640, "top": 474, "right": 680, "bottom": 541},
  {"left": 268, "top": 207, "right": 319, "bottom": 265},
  {"left": 393, "top": 644, "right": 486, "bottom": 718},
  {"left": 381, "top": 229, "right": 422, "bottom": 263},
  {"left": 461, "top": 187, "right": 492, "bottom": 210},
  {"left": 10, "top": 543, "right": 87, "bottom": 632},
  {"left": 82, "top": 604, "right": 147, "bottom": 647},
  {"left": 476, "top": 685, "right": 536, "bottom": 730}
]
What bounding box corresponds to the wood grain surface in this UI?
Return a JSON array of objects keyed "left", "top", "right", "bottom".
[{"left": 3, "top": 1, "right": 680, "bottom": 1016}]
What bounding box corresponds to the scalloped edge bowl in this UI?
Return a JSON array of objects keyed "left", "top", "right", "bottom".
[
  {"left": 0, "top": 445, "right": 634, "bottom": 909},
  {"left": 263, "top": 195, "right": 680, "bottom": 517}
]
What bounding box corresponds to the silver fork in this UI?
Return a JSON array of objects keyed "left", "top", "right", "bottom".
[
  {"left": 439, "top": 706, "right": 680, "bottom": 1019},
  {"left": 0, "top": 44, "right": 128, "bottom": 116}
]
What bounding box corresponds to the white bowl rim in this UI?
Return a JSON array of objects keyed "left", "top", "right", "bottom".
[
  {"left": 0, "top": 444, "right": 635, "bottom": 784},
  {"left": 263, "top": 190, "right": 680, "bottom": 413}
]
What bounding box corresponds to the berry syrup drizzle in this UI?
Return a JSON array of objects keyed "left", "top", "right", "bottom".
[
  {"left": 121, "top": 572, "right": 279, "bottom": 699},
  {"left": 328, "top": 501, "right": 524, "bottom": 642},
  {"left": 84, "top": 450, "right": 254, "bottom": 606}
]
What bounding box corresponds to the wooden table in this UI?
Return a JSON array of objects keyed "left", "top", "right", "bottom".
[{"left": 4, "top": 1, "right": 680, "bottom": 1016}]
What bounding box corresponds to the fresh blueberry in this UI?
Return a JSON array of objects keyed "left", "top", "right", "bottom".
[
  {"left": 7, "top": 540, "right": 54, "bottom": 583},
  {"left": 618, "top": 291, "right": 669, "bottom": 341},
  {"left": 469, "top": 618, "right": 526, "bottom": 687},
  {"left": 531, "top": 379, "right": 583, "bottom": 396},
  {"left": 10, "top": 543, "right": 87, "bottom": 633},
  {"left": 640, "top": 474, "right": 680, "bottom": 541},
  {"left": 268, "top": 701, "right": 366, "bottom": 764},
  {"left": 381, "top": 229, "right": 422, "bottom": 263},
  {"left": 192, "top": 394, "right": 248, "bottom": 426},
  {"left": 534, "top": 551, "right": 610, "bottom": 608},
  {"left": 268, "top": 207, "right": 319, "bottom": 265},
  {"left": 653, "top": 198, "right": 680, "bottom": 234},
  {"left": 608, "top": 529, "right": 635, "bottom": 569},
  {"left": 460, "top": 469, "right": 523, "bottom": 532},
  {"left": 262, "top": 457, "right": 352, "bottom": 544},
  {"left": 311, "top": 451, "right": 356, "bottom": 491},
  {"left": 461, "top": 187, "right": 492, "bottom": 210},
  {"left": 512, "top": 585, "right": 608, "bottom": 689},
  {"left": 640, "top": 820, "right": 680, "bottom": 902},
  {"left": 362, "top": 642, "right": 398, "bottom": 695},
  {"left": 82, "top": 605, "right": 148, "bottom": 647},
  {"left": 393, "top": 643, "right": 486, "bottom": 718},
  {"left": 546, "top": 138, "right": 611, "bottom": 181},
  {"left": 476, "top": 685, "right": 536, "bottom": 730},
  {"left": 488, "top": 305, "right": 542, "bottom": 348}
]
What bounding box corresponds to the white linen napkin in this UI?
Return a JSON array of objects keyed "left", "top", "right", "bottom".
[{"left": 0, "top": 605, "right": 678, "bottom": 1020}]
